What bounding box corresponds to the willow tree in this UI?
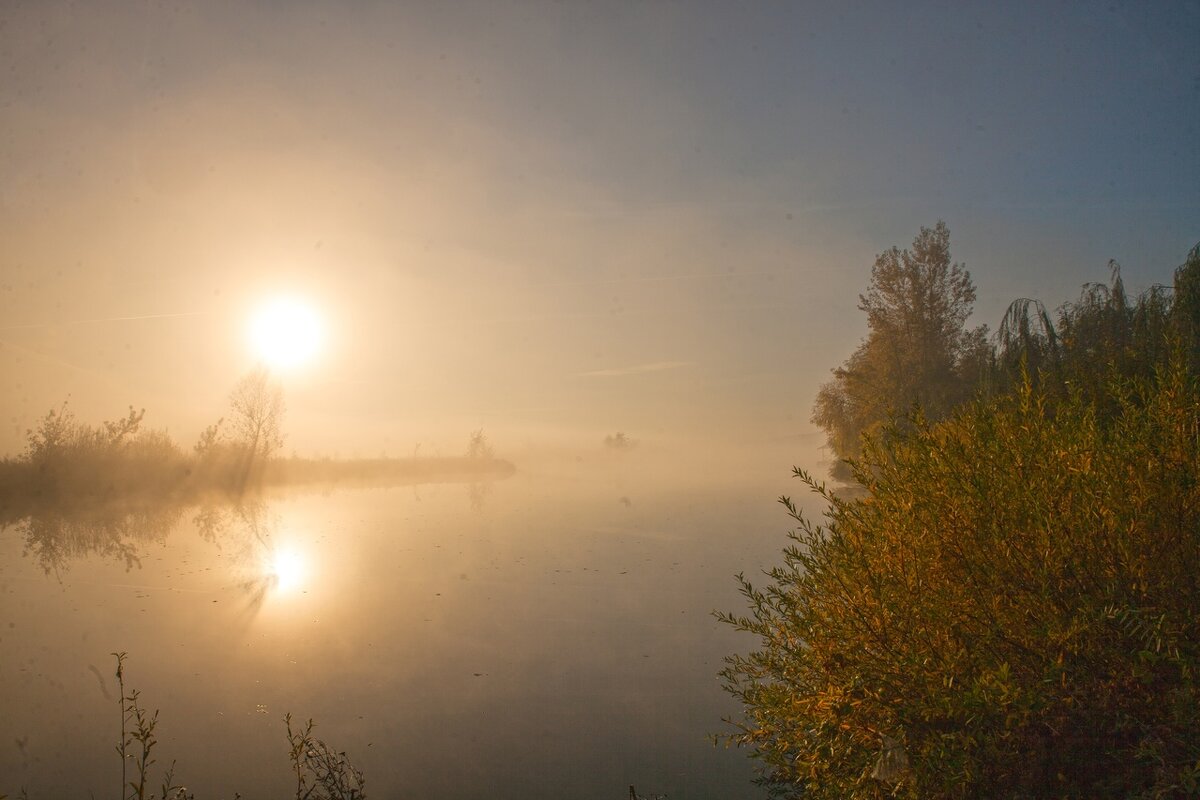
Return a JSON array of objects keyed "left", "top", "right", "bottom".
[
  {"left": 989, "top": 243, "right": 1200, "bottom": 407},
  {"left": 812, "top": 222, "right": 988, "bottom": 479},
  {"left": 1173, "top": 242, "right": 1200, "bottom": 372}
]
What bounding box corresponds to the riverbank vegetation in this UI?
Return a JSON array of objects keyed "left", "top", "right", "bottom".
[
  {"left": 812, "top": 225, "right": 1200, "bottom": 480},
  {"left": 0, "top": 368, "right": 513, "bottom": 521},
  {"left": 721, "top": 235, "right": 1200, "bottom": 797}
]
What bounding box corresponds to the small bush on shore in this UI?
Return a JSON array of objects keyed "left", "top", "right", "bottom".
[{"left": 14, "top": 403, "right": 191, "bottom": 504}]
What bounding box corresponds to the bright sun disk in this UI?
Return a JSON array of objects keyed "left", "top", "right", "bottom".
[{"left": 249, "top": 297, "right": 323, "bottom": 370}]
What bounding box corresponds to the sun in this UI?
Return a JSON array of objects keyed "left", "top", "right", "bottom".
[{"left": 248, "top": 297, "right": 324, "bottom": 370}]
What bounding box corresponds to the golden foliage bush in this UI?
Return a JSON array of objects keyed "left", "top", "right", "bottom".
[{"left": 720, "top": 359, "right": 1200, "bottom": 798}]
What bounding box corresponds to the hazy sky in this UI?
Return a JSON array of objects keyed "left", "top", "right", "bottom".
[{"left": 1, "top": 1, "right": 1197, "bottom": 458}]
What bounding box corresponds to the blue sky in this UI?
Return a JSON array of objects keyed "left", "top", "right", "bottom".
[{"left": 0, "top": 1, "right": 1196, "bottom": 458}]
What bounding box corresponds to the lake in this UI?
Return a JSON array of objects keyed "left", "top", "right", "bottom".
[{"left": 0, "top": 452, "right": 818, "bottom": 799}]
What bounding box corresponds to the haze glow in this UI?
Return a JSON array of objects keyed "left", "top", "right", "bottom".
[{"left": 0, "top": 2, "right": 1194, "bottom": 462}]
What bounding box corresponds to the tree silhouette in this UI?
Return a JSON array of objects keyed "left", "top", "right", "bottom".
[
  {"left": 466, "top": 429, "right": 494, "bottom": 459},
  {"left": 227, "top": 367, "right": 285, "bottom": 489},
  {"left": 812, "top": 222, "right": 986, "bottom": 479}
]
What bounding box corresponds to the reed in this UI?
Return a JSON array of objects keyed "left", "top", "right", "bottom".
[{"left": 0, "top": 654, "right": 367, "bottom": 800}]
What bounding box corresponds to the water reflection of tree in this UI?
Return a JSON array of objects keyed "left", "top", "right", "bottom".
[
  {"left": 4, "top": 495, "right": 278, "bottom": 594},
  {"left": 9, "top": 502, "right": 184, "bottom": 577},
  {"left": 193, "top": 499, "right": 269, "bottom": 555},
  {"left": 192, "top": 499, "right": 283, "bottom": 614},
  {"left": 467, "top": 481, "right": 491, "bottom": 513}
]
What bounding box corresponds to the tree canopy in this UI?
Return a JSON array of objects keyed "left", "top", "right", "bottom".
[
  {"left": 812, "top": 222, "right": 986, "bottom": 479},
  {"left": 991, "top": 243, "right": 1200, "bottom": 411}
]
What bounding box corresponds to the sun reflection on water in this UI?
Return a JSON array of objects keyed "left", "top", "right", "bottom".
[
  {"left": 236, "top": 543, "right": 313, "bottom": 615},
  {"left": 267, "top": 548, "right": 308, "bottom": 593}
]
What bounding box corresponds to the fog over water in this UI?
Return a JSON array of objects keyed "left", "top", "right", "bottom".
[{"left": 1, "top": 447, "right": 817, "bottom": 798}]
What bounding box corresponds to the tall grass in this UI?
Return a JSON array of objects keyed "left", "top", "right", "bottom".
[{"left": 0, "top": 653, "right": 368, "bottom": 800}]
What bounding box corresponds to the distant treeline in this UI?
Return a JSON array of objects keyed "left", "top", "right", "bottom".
[
  {"left": 813, "top": 225, "right": 1200, "bottom": 478},
  {"left": 0, "top": 369, "right": 513, "bottom": 520}
]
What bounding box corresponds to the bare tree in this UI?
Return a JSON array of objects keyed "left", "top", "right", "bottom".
[
  {"left": 228, "top": 367, "right": 285, "bottom": 462},
  {"left": 466, "top": 429, "right": 494, "bottom": 459}
]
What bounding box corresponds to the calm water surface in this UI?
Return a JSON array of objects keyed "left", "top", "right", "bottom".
[{"left": 1, "top": 458, "right": 813, "bottom": 798}]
